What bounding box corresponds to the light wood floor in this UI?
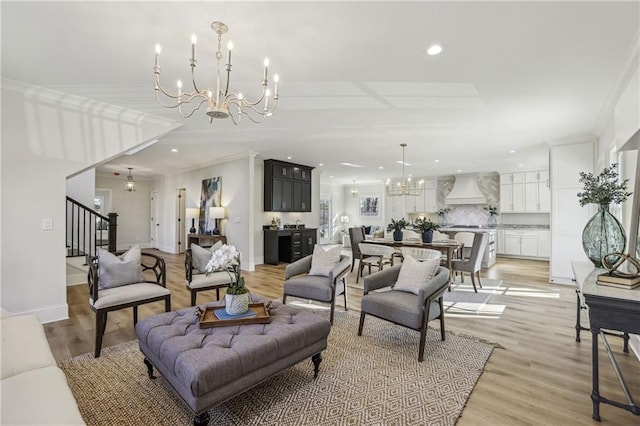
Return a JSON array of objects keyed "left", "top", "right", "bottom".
[{"left": 45, "top": 252, "right": 639, "bottom": 425}]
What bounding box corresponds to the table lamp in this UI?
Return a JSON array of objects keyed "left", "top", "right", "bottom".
[
  {"left": 186, "top": 208, "right": 199, "bottom": 234},
  {"left": 209, "top": 206, "right": 225, "bottom": 235}
]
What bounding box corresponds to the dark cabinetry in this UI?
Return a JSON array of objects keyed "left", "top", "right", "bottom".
[
  {"left": 264, "top": 228, "right": 317, "bottom": 264},
  {"left": 264, "top": 160, "right": 313, "bottom": 212}
]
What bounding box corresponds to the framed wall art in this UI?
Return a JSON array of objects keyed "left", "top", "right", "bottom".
[
  {"left": 199, "top": 177, "right": 222, "bottom": 234},
  {"left": 360, "top": 195, "right": 379, "bottom": 217}
]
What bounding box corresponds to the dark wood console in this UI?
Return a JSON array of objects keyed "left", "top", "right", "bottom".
[
  {"left": 187, "top": 234, "right": 227, "bottom": 248},
  {"left": 264, "top": 228, "right": 317, "bottom": 264}
]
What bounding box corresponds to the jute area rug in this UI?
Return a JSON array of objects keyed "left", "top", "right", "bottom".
[{"left": 60, "top": 309, "right": 494, "bottom": 426}]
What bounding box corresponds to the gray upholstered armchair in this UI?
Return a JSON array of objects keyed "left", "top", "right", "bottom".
[
  {"left": 282, "top": 254, "right": 351, "bottom": 324},
  {"left": 358, "top": 264, "right": 450, "bottom": 362}
]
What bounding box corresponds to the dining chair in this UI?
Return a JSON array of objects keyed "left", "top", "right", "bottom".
[
  {"left": 451, "top": 232, "right": 489, "bottom": 292},
  {"left": 348, "top": 227, "right": 366, "bottom": 272},
  {"left": 357, "top": 243, "right": 396, "bottom": 283},
  {"left": 454, "top": 232, "right": 475, "bottom": 260}
]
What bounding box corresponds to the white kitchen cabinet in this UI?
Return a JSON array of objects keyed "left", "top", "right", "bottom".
[
  {"left": 424, "top": 180, "right": 437, "bottom": 212},
  {"left": 385, "top": 193, "right": 405, "bottom": 220},
  {"left": 502, "top": 229, "right": 540, "bottom": 257},
  {"left": 500, "top": 170, "right": 549, "bottom": 213},
  {"left": 538, "top": 230, "right": 551, "bottom": 258},
  {"left": 497, "top": 230, "right": 505, "bottom": 254}
]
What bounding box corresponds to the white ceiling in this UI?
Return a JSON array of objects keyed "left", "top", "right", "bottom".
[{"left": 2, "top": 1, "right": 639, "bottom": 185}]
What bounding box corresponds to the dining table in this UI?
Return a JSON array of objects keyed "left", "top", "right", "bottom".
[{"left": 367, "top": 238, "right": 462, "bottom": 283}]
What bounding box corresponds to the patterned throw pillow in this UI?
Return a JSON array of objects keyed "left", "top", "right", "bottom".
[
  {"left": 191, "top": 241, "right": 223, "bottom": 273},
  {"left": 309, "top": 245, "right": 341, "bottom": 277},
  {"left": 393, "top": 255, "right": 440, "bottom": 295},
  {"left": 98, "top": 245, "right": 143, "bottom": 290}
]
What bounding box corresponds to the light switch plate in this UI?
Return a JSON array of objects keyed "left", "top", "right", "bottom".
[{"left": 42, "top": 218, "right": 53, "bottom": 230}]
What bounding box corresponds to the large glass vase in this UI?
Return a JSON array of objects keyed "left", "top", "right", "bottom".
[{"left": 582, "top": 204, "right": 626, "bottom": 267}]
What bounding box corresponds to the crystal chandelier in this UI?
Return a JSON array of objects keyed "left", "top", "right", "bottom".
[
  {"left": 124, "top": 168, "right": 136, "bottom": 192},
  {"left": 386, "top": 144, "right": 422, "bottom": 197},
  {"left": 153, "top": 21, "right": 279, "bottom": 124}
]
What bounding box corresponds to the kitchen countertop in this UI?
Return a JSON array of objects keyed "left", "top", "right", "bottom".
[{"left": 440, "top": 224, "right": 550, "bottom": 232}]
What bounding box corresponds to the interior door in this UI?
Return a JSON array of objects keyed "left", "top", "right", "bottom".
[
  {"left": 150, "top": 191, "right": 160, "bottom": 249},
  {"left": 175, "top": 188, "right": 186, "bottom": 253}
]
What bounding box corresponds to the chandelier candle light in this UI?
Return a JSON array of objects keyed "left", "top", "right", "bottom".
[
  {"left": 153, "top": 21, "right": 279, "bottom": 124},
  {"left": 124, "top": 168, "right": 136, "bottom": 192},
  {"left": 386, "top": 143, "right": 422, "bottom": 197}
]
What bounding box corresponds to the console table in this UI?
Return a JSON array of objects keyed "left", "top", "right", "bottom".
[
  {"left": 187, "top": 234, "right": 227, "bottom": 248},
  {"left": 572, "top": 261, "right": 640, "bottom": 421}
]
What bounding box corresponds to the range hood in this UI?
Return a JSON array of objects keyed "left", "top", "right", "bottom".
[{"left": 445, "top": 173, "right": 487, "bottom": 205}]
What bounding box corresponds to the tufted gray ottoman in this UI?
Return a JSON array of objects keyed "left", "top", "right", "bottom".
[{"left": 135, "top": 298, "right": 330, "bottom": 425}]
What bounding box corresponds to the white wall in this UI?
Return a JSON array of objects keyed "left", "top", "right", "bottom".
[
  {"left": 342, "top": 182, "right": 386, "bottom": 230},
  {"left": 0, "top": 81, "right": 178, "bottom": 322},
  {"left": 66, "top": 169, "right": 95, "bottom": 207},
  {"left": 95, "top": 175, "right": 152, "bottom": 250}
]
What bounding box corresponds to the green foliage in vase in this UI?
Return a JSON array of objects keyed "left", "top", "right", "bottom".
[
  {"left": 484, "top": 205, "right": 498, "bottom": 216},
  {"left": 411, "top": 217, "right": 440, "bottom": 233},
  {"left": 577, "top": 163, "right": 632, "bottom": 207},
  {"left": 386, "top": 218, "right": 408, "bottom": 232}
]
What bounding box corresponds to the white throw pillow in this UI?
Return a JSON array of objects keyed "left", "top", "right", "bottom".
[
  {"left": 191, "top": 241, "right": 223, "bottom": 273},
  {"left": 98, "top": 245, "right": 143, "bottom": 290},
  {"left": 394, "top": 255, "right": 440, "bottom": 295},
  {"left": 309, "top": 245, "right": 341, "bottom": 277}
]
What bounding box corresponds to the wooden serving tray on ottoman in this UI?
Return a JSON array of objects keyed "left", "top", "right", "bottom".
[{"left": 196, "top": 302, "right": 272, "bottom": 328}]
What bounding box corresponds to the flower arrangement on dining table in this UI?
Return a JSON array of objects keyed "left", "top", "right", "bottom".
[{"left": 205, "top": 244, "right": 248, "bottom": 296}]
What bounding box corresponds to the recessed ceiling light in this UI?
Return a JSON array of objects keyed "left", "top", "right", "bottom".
[
  {"left": 340, "top": 162, "right": 364, "bottom": 168},
  {"left": 395, "top": 161, "right": 410, "bottom": 166},
  {"left": 171, "top": 148, "right": 178, "bottom": 153},
  {"left": 378, "top": 166, "right": 384, "bottom": 170},
  {"left": 319, "top": 163, "right": 323, "bottom": 167},
  {"left": 427, "top": 44, "right": 443, "bottom": 56},
  {"left": 518, "top": 163, "right": 524, "bottom": 167},
  {"left": 434, "top": 159, "right": 440, "bottom": 163},
  {"left": 457, "top": 169, "right": 462, "bottom": 173},
  {"left": 287, "top": 156, "right": 292, "bottom": 160},
  {"left": 509, "top": 150, "right": 516, "bottom": 154},
  {"left": 329, "top": 175, "right": 334, "bottom": 179}
]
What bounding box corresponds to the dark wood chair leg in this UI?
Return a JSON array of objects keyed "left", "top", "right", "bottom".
[
  {"left": 282, "top": 294, "right": 287, "bottom": 304},
  {"left": 94, "top": 311, "right": 107, "bottom": 358},
  {"left": 351, "top": 258, "right": 355, "bottom": 272},
  {"left": 133, "top": 306, "right": 138, "bottom": 325},
  {"left": 165, "top": 295, "right": 171, "bottom": 312},
  {"left": 418, "top": 325, "right": 427, "bottom": 362},
  {"left": 216, "top": 288, "right": 220, "bottom": 300},
  {"left": 357, "top": 311, "right": 366, "bottom": 335},
  {"left": 191, "top": 290, "right": 197, "bottom": 307},
  {"left": 476, "top": 272, "right": 483, "bottom": 288},
  {"left": 439, "top": 298, "right": 446, "bottom": 341},
  {"left": 329, "top": 301, "right": 335, "bottom": 325},
  {"left": 343, "top": 279, "right": 348, "bottom": 311}
]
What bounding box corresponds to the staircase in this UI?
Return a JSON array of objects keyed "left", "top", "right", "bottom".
[{"left": 66, "top": 196, "right": 117, "bottom": 261}]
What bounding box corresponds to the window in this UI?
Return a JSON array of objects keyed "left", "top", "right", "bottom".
[{"left": 319, "top": 196, "right": 331, "bottom": 241}]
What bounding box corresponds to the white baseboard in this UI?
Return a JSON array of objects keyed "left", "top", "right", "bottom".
[
  {"left": 117, "top": 242, "right": 152, "bottom": 251},
  {"left": 11, "top": 303, "right": 69, "bottom": 324},
  {"left": 253, "top": 256, "right": 264, "bottom": 267}
]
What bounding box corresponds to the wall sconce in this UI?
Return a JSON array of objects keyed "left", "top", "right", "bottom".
[
  {"left": 186, "top": 208, "right": 199, "bottom": 234},
  {"left": 209, "top": 206, "right": 225, "bottom": 235}
]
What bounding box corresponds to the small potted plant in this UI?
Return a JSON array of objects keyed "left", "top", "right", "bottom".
[
  {"left": 577, "top": 163, "right": 632, "bottom": 267},
  {"left": 411, "top": 217, "right": 440, "bottom": 243},
  {"left": 205, "top": 244, "right": 250, "bottom": 315},
  {"left": 386, "top": 218, "right": 408, "bottom": 242},
  {"left": 437, "top": 208, "right": 450, "bottom": 226},
  {"left": 484, "top": 205, "right": 499, "bottom": 227}
]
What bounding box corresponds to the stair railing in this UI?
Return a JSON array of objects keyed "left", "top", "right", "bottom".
[{"left": 66, "top": 196, "right": 117, "bottom": 260}]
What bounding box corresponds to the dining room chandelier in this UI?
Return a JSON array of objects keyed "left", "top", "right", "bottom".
[
  {"left": 124, "top": 168, "right": 136, "bottom": 192},
  {"left": 386, "top": 144, "right": 422, "bottom": 197},
  {"left": 350, "top": 180, "right": 359, "bottom": 198},
  {"left": 153, "top": 21, "right": 278, "bottom": 124}
]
